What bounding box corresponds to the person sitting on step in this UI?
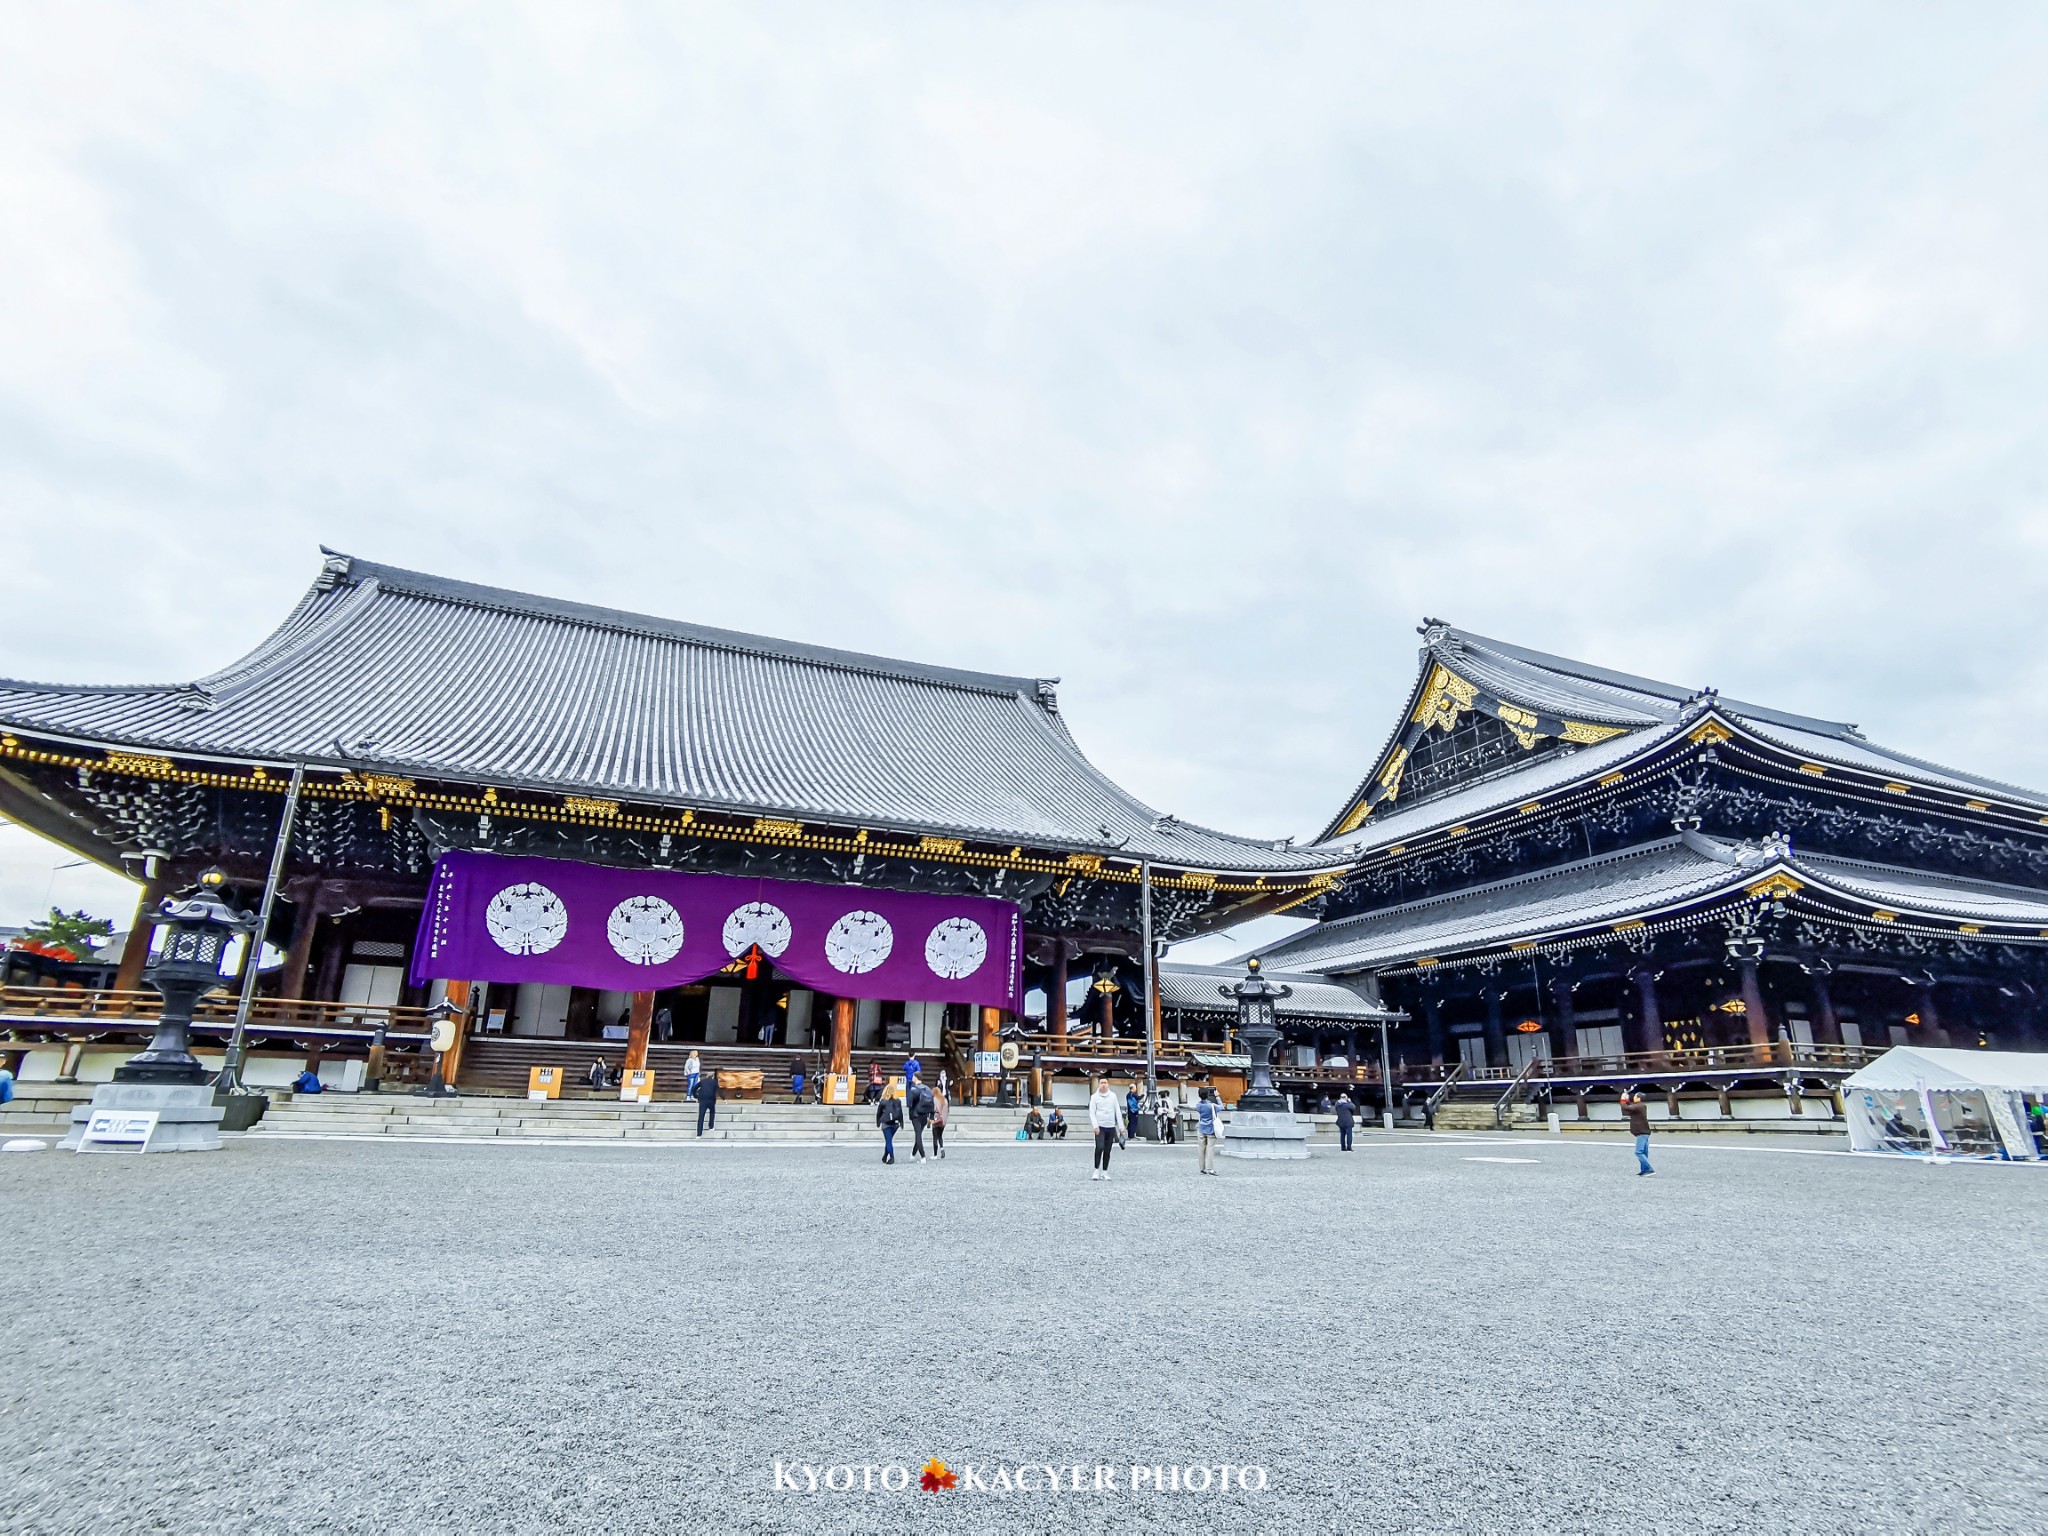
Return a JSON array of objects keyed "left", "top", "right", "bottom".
[
  {"left": 1046, "top": 1107, "right": 1068, "bottom": 1139},
  {"left": 1025, "top": 1106, "right": 1046, "bottom": 1140}
]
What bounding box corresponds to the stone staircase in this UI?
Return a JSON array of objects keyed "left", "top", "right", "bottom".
[
  {"left": 0, "top": 1083, "right": 94, "bottom": 1140},
  {"left": 1431, "top": 1099, "right": 1543, "bottom": 1133},
  {"left": 249, "top": 1093, "right": 1064, "bottom": 1144}
]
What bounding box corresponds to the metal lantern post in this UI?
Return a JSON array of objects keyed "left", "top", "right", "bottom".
[
  {"left": 118, "top": 872, "right": 257, "bottom": 1084},
  {"left": 1214, "top": 958, "right": 1310, "bottom": 1158},
  {"left": 1224, "top": 956, "right": 1292, "bottom": 1112},
  {"left": 62, "top": 871, "right": 256, "bottom": 1153}
]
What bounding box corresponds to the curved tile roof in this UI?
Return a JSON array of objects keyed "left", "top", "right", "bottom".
[
  {"left": 1155, "top": 961, "right": 1400, "bottom": 1020},
  {"left": 1256, "top": 836, "right": 1746, "bottom": 973},
  {"left": 1257, "top": 831, "right": 2048, "bottom": 976},
  {"left": 0, "top": 552, "right": 1338, "bottom": 874},
  {"left": 1318, "top": 621, "right": 2047, "bottom": 843}
]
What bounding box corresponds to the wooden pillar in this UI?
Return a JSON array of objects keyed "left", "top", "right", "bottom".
[
  {"left": 829, "top": 997, "right": 853, "bottom": 1077},
  {"left": 1738, "top": 958, "right": 1770, "bottom": 1047},
  {"left": 978, "top": 1004, "right": 1002, "bottom": 1104},
  {"left": 112, "top": 878, "right": 164, "bottom": 995},
  {"left": 1632, "top": 968, "right": 1661, "bottom": 1056},
  {"left": 1422, "top": 993, "right": 1445, "bottom": 1067},
  {"left": 623, "top": 990, "right": 654, "bottom": 1072},
  {"left": 1549, "top": 977, "right": 1575, "bottom": 1064},
  {"left": 1049, "top": 945, "right": 1069, "bottom": 1049},
  {"left": 1481, "top": 988, "right": 1507, "bottom": 1069},
  {"left": 1099, "top": 980, "right": 1115, "bottom": 1039},
  {"left": 1811, "top": 974, "right": 1842, "bottom": 1046},
  {"left": 279, "top": 887, "right": 325, "bottom": 1002},
  {"left": 1917, "top": 981, "right": 1950, "bottom": 1047},
  {"left": 439, "top": 980, "right": 474, "bottom": 1090}
]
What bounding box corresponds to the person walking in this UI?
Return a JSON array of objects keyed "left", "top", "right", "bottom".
[
  {"left": 908, "top": 1077, "right": 936, "bottom": 1162},
  {"left": 903, "top": 1050, "right": 922, "bottom": 1096},
  {"left": 654, "top": 1005, "right": 673, "bottom": 1043},
  {"left": 1090, "top": 1077, "right": 1124, "bottom": 1180},
  {"left": 1622, "top": 1090, "right": 1655, "bottom": 1176},
  {"left": 877, "top": 1086, "right": 904, "bottom": 1164},
  {"left": 1124, "top": 1084, "right": 1141, "bottom": 1139},
  {"left": 1195, "top": 1086, "right": 1225, "bottom": 1175},
  {"left": 931, "top": 1086, "right": 949, "bottom": 1159},
  {"left": 1335, "top": 1092, "right": 1356, "bottom": 1152},
  {"left": 694, "top": 1068, "right": 719, "bottom": 1137},
  {"left": 684, "top": 1050, "right": 702, "bottom": 1101},
  {"left": 790, "top": 1059, "right": 807, "bottom": 1103}
]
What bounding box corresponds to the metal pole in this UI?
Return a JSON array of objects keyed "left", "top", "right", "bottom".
[
  {"left": 218, "top": 763, "right": 304, "bottom": 1093},
  {"left": 1140, "top": 858, "right": 1158, "bottom": 1103},
  {"left": 1379, "top": 1019, "right": 1394, "bottom": 1129}
]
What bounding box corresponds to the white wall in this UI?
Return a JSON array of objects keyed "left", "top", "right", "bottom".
[
  {"left": 706, "top": 987, "right": 741, "bottom": 1043},
  {"left": 339, "top": 963, "right": 404, "bottom": 1007},
  {"left": 510, "top": 983, "right": 571, "bottom": 1037},
  {"left": 785, "top": 989, "right": 813, "bottom": 1045}
]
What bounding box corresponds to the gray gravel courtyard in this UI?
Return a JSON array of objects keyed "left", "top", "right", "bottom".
[{"left": 2, "top": 1130, "right": 2041, "bottom": 1535}]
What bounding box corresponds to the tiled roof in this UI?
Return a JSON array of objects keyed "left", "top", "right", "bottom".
[
  {"left": 1316, "top": 623, "right": 2048, "bottom": 844},
  {"left": 0, "top": 552, "right": 1338, "bottom": 874},
  {"left": 1256, "top": 831, "right": 2048, "bottom": 975},
  {"left": 1155, "top": 961, "right": 1399, "bottom": 1020},
  {"left": 1257, "top": 836, "right": 1748, "bottom": 972}
]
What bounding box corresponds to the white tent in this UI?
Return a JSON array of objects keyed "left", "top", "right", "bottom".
[{"left": 1841, "top": 1047, "right": 2048, "bottom": 1160}]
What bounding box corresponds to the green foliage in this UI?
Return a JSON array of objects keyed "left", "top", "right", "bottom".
[{"left": 18, "top": 907, "right": 115, "bottom": 959}]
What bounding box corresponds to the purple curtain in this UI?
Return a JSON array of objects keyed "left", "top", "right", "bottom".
[{"left": 410, "top": 850, "right": 1021, "bottom": 1010}]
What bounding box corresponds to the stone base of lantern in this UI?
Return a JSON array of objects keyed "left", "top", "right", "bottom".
[
  {"left": 1218, "top": 1108, "right": 1310, "bottom": 1160},
  {"left": 58, "top": 1082, "right": 227, "bottom": 1154}
]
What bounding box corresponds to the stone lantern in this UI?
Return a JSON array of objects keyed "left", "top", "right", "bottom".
[
  {"left": 61, "top": 870, "right": 255, "bottom": 1154},
  {"left": 1218, "top": 957, "right": 1308, "bottom": 1159}
]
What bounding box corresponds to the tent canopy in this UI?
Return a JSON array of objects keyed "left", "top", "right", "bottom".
[{"left": 1842, "top": 1047, "right": 2048, "bottom": 1094}]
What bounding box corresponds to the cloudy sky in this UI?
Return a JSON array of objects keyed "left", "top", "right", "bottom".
[{"left": 4, "top": 3, "right": 2047, "bottom": 959}]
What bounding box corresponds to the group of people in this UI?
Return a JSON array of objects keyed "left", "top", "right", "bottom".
[
  {"left": 874, "top": 1059, "right": 947, "bottom": 1163},
  {"left": 1084, "top": 1079, "right": 1228, "bottom": 1178},
  {"left": 1021, "top": 1106, "right": 1068, "bottom": 1139}
]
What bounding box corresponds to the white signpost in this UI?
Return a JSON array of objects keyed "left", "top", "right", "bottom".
[{"left": 76, "top": 1109, "right": 161, "bottom": 1153}]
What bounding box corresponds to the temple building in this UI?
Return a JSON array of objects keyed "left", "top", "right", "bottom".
[
  {"left": 0, "top": 551, "right": 1342, "bottom": 1100},
  {"left": 5, "top": 567, "right": 2044, "bottom": 1124},
  {"left": 1254, "top": 622, "right": 2048, "bottom": 1125}
]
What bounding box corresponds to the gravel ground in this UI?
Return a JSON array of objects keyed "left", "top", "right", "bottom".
[{"left": 2, "top": 1130, "right": 2041, "bottom": 1536}]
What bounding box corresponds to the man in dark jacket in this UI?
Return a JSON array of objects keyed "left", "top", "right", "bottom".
[
  {"left": 877, "top": 1090, "right": 904, "bottom": 1164},
  {"left": 908, "top": 1080, "right": 935, "bottom": 1161},
  {"left": 695, "top": 1069, "right": 719, "bottom": 1137},
  {"left": 1334, "top": 1093, "right": 1356, "bottom": 1152},
  {"left": 1622, "top": 1091, "right": 1654, "bottom": 1175}
]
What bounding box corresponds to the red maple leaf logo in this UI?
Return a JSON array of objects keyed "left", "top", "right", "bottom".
[{"left": 919, "top": 1457, "right": 957, "bottom": 1491}]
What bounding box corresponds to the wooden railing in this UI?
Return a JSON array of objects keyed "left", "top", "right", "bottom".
[
  {"left": 1391, "top": 1042, "right": 1886, "bottom": 1084},
  {"left": 952, "top": 1030, "right": 1232, "bottom": 1063},
  {"left": 0, "top": 986, "right": 436, "bottom": 1038}
]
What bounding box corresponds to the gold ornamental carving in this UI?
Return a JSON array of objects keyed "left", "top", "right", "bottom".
[
  {"left": 1560, "top": 720, "right": 1627, "bottom": 745},
  {"left": 1376, "top": 746, "right": 1410, "bottom": 801},
  {"left": 1412, "top": 665, "right": 1478, "bottom": 734},
  {"left": 1745, "top": 874, "right": 1804, "bottom": 901},
  {"left": 1688, "top": 720, "right": 1733, "bottom": 746},
  {"left": 105, "top": 751, "right": 175, "bottom": 777},
  {"left": 568, "top": 796, "right": 621, "bottom": 819}
]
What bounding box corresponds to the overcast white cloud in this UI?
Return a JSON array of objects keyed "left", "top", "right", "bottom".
[{"left": 3, "top": 2, "right": 2046, "bottom": 957}]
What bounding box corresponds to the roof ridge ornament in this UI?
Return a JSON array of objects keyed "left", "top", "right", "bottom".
[{"left": 314, "top": 548, "right": 354, "bottom": 590}]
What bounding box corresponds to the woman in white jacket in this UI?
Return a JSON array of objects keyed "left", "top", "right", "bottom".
[{"left": 1087, "top": 1078, "right": 1123, "bottom": 1180}]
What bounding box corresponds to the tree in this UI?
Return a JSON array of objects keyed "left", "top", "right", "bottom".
[{"left": 17, "top": 907, "right": 115, "bottom": 961}]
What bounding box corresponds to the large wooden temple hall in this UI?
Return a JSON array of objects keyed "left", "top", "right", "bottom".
[
  {"left": 0, "top": 551, "right": 1352, "bottom": 1103},
  {"left": 4, "top": 558, "right": 2046, "bottom": 1123}
]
